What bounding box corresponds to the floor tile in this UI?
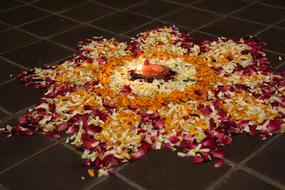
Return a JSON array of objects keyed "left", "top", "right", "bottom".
[
  {"left": 0, "top": 22, "right": 9, "bottom": 32},
  {"left": 233, "top": 4, "right": 285, "bottom": 25},
  {"left": 265, "top": 51, "right": 285, "bottom": 69},
  {"left": 0, "top": 59, "right": 21, "bottom": 83},
  {"left": 20, "top": 15, "right": 79, "bottom": 38},
  {"left": 19, "top": 0, "right": 36, "bottom": 2},
  {"left": 0, "top": 144, "right": 94, "bottom": 190},
  {"left": 0, "top": 81, "right": 41, "bottom": 113},
  {"left": 260, "top": 0, "right": 285, "bottom": 7},
  {"left": 0, "top": 111, "right": 10, "bottom": 123},
  {"left": 276, "top": 21, "right": 285, "bottom": 30},
  {"left": 166, "top": 0, "right": 200, "bottom": 4},
  {"left": 274, "top": 63, "right": 285, "bottom": 71},
  {"left": 215, "top": 170, "right": 280, "bottom": 190},
  {"left": 246, "top": 135, "right": 285, "bottom": 185},
  {"left": 126, "top": 20, "right": 171, "bottom": 37},
  {"left": 201, "top": 17, "right": 265, "bottom": 38},
  {"left": 114, "top": 34, "right": 131, "bottom": 42},
  {"left": 90, "top": 176, "right": 135, "bottom": 190},
  {"left": 0, "top": 120, "right": 55, "bottom": 172},
  {"left": 223, "top": 134, "right": 265, "bottom": 163},
  {"left": 0, "top": 28, "right": 39, "bottom": 53},
  {"left": 93, "top": 0, "right": 142, "bottom": 9},
  {"left": 0, "top": 0, "right": 22, "bottom": 11},
  {"left": 120, "top": 149, "right": 230, "bottom": 190},
  {"left": 128, "top": 0, "right": 182, "bottom": 18},
  {"left": 51, "top": 25, "right": 113, "bottom": 49},
  {"left": 257, "top": 28, "right": 285, "bottom": 54},
  {"left": 190, "top": 31, "right": 217, "bottom": 42},
  {"left": 33, "top": 0, "right": 86, "bottom": 12},
  {"left": 162, "top": 7, "right": 221, "bottom": 30},
  {"left": 0, "top": 6, "right": 49, "bottom": 26},
  {"left": 193, "top": 0, "right": 248, "bottom": 14},
  {"left": 62, "top": 2, "right": 115, "bottom": 22},
  {"left": 3, "top": 41, "right": 74, "bottom": 68},
  {"left": 92, "top": 12, "right": 151, "bottom": 33}
]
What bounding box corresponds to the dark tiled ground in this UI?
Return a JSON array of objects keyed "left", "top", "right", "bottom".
[{"left": 0, "top": 0, "right": 285, "bottom": 189}]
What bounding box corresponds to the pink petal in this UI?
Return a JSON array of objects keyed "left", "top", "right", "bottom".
[
  {"left": 131, "top": 142, "right": 151, "bottom": 161},
  {"left": 223, "top": 135, "right": 232, "bottom": 145},
  {"left": 214, "top": 159, "right": 224, "bottom": 168},
  {"left": 150, "top": 112, "right": 159, "bottom": 119},
  {"left": 212, "top": 149, "right": 224, "bottom": 159},
  {"left": 18, "top": 115, "right": 27, "bottom": 125},
  {"left": 168, "top": 136, "right": 179, "bottom": 144},
  {"left": 203, "top": 139, "right": 215, "bottom": 147},
  {"left": 96, "top": 57, "right": 107, "bottom": 64},
  {"left": 57, "top": 123, "right": 68, "bottom": 132},
  {"left": 154, "top": 119, "right": 164, "bottom": 129}
]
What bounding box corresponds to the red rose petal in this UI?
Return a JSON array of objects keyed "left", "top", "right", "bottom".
[
  {"left": 214, "top": 159, "right": 224, "bottom": 168},
  {"left": 193, "top": 156, "right": 203, "bottom": 164}
]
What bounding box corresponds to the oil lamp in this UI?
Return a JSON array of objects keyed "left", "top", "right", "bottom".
[{"left": 132, "top": 60, "right": 170, "bottom": 80}]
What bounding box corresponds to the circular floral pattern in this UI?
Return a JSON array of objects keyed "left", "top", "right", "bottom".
[
  {"left": 109, "top": 56, "right": 197, "bottom": 97},
  {"left": 5, "top": 26, "right": 285, "bottom": 177}
]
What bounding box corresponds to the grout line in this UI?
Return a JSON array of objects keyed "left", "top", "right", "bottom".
[
  {"left": 0, "top": 39, "right": 42, "bottom": 57},
  {"left": 0, "top": 56, "right": 28, "bottom": 70},
  {"left": 0, "top": 12, "right": 52, "bottom": 28},
  {"left": 240, "top": 166, "right": 285, "bottom": 190},
  {"left": 0, "top": 3, "right": 26, "bottom": 13},
  {"left": 162, "top": 0, "right": 205, "bottom": 6},
  {"left": 205, "top": 134, "right": 281, "bottom": 190},
  {"left": 115, "top": 173, "right": 147, "bottom": 190},
  {"left": 60, "top": 142, "right": 82, "bottom": 156},
  {"left": 23, "top": 6, "right": 122, "bottom": 44},
  {"left": 228, "top": 15, "right": 269, "bottom": 26},
  {"left": 189, "top": 30, "right": 218, "bottom": 37},
  {"left": 254, "top": 17, "right": 285, "bottom": 37},
  {"left": 83, "top": 163, "right": 131, "bottom": 190},
  {"left": 124, "top": 5, "right": 187, "bottom": 35},
  {"left": 0, "top": 141, "right": 58, "bottom": 175},
  {"left": 0, "top": 184, "right": 9, "bottom": 190},
  {"left": 188, "top": 0, "right": 261, "bottom": 34},
  {"left": 0, "top": 107, "right": 13, "bottom": 117},
  {"left": 255, "top": 1, "right": 285, "bottom": 11},
  {"left": 16, "top": 0, "right": 39, "bottom": 3},
  {"left": 1, "top": 1, "right": 127, "bottom": 58},
  {"left": 275, "top": 62, "right": 285, "bottom": 70},
  {"left": 186, "top": 4, "right": 225, "bottom": 16},
  {"left": 90, "top": 0, "right": 149, "bottom": 13},
  {"left": 27, "top": 0, "right": 88, "bottom": 13},
  {"left": 5, "top": 0, "right": 182, "bottom": 60},
  {"left": 84, "top": 175, "right": 110, "bottom": 190},
  {"left": 127, "top": 0, "right": 260, "bottom": 37},
  {"left": 0, "top": 78, "right": 16, "bottom": 87},
  {"left": 265, "top": 49, "right": 285, "bottom": 56}
]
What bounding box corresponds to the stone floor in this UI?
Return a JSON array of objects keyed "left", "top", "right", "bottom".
[{"left": 0, "top": 0, "right": 285, "bottom": 189}]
